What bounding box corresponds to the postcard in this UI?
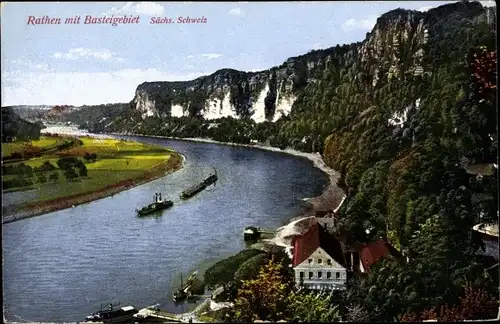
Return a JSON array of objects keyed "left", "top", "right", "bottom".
[{"left": 2, "top": 1, "right": 498, "bottom": 323}]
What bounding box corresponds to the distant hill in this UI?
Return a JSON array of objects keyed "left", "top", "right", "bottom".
[
  {"left": 1, "top": 107, "right": 44, "bottom": 142},
  {"left": 3, "top": 105, "right": 54, "bottom": 110}
]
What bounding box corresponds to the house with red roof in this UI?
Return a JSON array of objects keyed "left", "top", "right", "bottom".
[
  {"left": 291, "top": 223, "right": 347, "bottom": 291},
  {"left": 353, "top": 240, "right": 401, "bottom": 273}
]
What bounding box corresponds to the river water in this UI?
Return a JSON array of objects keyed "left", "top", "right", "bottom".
[{"left": 2, "top": 135, "right": 328, "bottom": 323}]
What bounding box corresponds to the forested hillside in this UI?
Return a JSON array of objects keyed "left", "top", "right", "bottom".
[
  {"left": 1, "top": 107, "right": 43, "bottom": 142},
  {"left": 63, "top": 103, "right": 129, "bottom": 133}
]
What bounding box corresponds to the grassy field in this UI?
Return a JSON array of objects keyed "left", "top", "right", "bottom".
[
  {"left": 2, "top": 136, "right": 182, "bottom": 205},
  {"left": 1, "top": 136, "right": 64, "bottom": 157},
  {"left": 30, "top": 137, "right": 59, "bottom": 148},
  {"left": 2, "top": 136, "right": 66, "bottom": 158}
]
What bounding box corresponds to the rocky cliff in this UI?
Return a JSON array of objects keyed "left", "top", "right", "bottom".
[
  {"left": 83, "top": 1, "right": 495, "bottom": 150},
  {"left": 132, "top": 49, "right": 339, "bottom": 122},
  {"left": 130, "top": 3, "right": 483, "bottom": 123}
]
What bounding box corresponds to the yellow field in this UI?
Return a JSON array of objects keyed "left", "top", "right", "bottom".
[
  {"left": 1, "top": 142, "right": 25, "bottom": 157},
  {"left": 2, "top": 136, "right": 182, "bottom": 203},
  {"left": 2, "top": 136, "right": 64, "bottom": 157},
  {"left": 31, "top": 137, "right": 58, "bottom": 148}
]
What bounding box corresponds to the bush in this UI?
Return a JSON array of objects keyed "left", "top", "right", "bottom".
[
  {"left": 2, "top": 176, "right": 33, "bottom": 189},
  {"left": 63, "top": 168, "right": 79, "bottom": 181},
  {"left": 204, "top": 249, "right": 265, "bottom": 289},
  {"left": 37, "top": 173, "right": 47, "bottom": 184},
  {"left": 49, "top": 172, "right": 59, "bottom": 183},
  {"left": 234, "top": 253, "right": 268, "bottom": 285},
  {"left": 84, "top": 152, "right": 97, "bottom": 162},
  {"left": 78, "top": 165, "right": 88, "bottom": 177},
  {"left": 57, "top": 156, "right": 79, "bottom": 170},
  {"left": 40, "top": 161, "right": 56, "bottom": 172}
]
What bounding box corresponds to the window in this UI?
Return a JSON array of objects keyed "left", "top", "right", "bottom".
[
  {"left": 318, "top": 258, "right": 322, "bottom": 264},
  {"left": 327, "top": 271, "right": 331, "bottom": 279},
  {"left": 299, "top": 271, "right": 304, "bottom": 278},
  {"left": 308, "top": 258, "right": 312, "bottom": 264},
  {"left": 318, "top": 271, "right": 322, "bottom": 278},
  {"left": 309, "top": 272, "right": 313, "bottom": 279},
  {"left": 336, "top": 272, "right": 340, "bottom": 279},
  {"left": 327, "top": 259, "right": 332, "bottom": 265}
]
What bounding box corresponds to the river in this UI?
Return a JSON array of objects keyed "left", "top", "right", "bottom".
[{"left": 2, "top": 135, "right": 329, "bottom": 323}]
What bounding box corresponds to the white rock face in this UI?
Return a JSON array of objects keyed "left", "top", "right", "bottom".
[
  {"left": 202, "top": 92, "right": 238, "bottom": 120},
  {"left": 133, "top": 72, "right": 298, "bottom": 123},
  {"left": 171, "top": 104, "right": 186, "bottom": 118},
  {"left": 251, "top": 83, "right": 269, "bottom": 123},
  {"left": 388, "top": 105, "right": 410, "bottom": 127},
  {"left": 274, "top": 94, "right": 296, "bottom": 122},
  {"left": 388, "top": 98, "right": 420, "bottom": 128},
  {"left": 221, "top": 91, "right": 238, "bottom": 119},
  {"left": 134, "top": 91, "right": 156, "bottom": 118},
  {"left": 204, "top": 97, "right": 223, "bottom": 120}
]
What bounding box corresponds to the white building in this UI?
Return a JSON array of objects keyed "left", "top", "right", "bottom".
[{"left": 291, "top": 223, "right": 347, "bottom": 291}]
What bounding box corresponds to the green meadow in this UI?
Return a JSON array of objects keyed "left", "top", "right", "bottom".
[
  {"left": 1, "top": 136, "right": 64, "bottom": 157},
  {"left": 2, "top": 136, "right": 182, "bottom": 204}
]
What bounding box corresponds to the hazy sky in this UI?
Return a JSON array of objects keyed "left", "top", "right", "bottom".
[{"left": 1, "top": 1, "right": 496, "bottom": 106}]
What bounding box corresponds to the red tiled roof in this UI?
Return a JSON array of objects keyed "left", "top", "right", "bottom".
[
  {"left": 292, "top": 223, "right": 346, "bottom": 267},
  {"left": 359, "top": 240, "right": 395, "bottom": 272},
  {"left": 292, "top": 223, "right": 320, "bottom": 266}
]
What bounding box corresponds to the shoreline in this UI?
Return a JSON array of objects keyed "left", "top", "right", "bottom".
[
  {"left": 2, "top": 149, "right": 186, "bottom": 225},
  {"left": 108, "top": 132, "right": 346, "bottom": 213}
]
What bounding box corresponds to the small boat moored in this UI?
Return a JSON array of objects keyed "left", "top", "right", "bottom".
[
  {"left": 172, "top": 271, "right": 201, "bottom": 302},
  {"left": 244, "top": 226, "right": 261, "bottom": 241},
  {"left": 84, "top": 303, "right": 138, "bottom": 323}
]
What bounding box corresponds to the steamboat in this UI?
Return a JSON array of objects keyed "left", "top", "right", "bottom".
[{"left": 136, "top": 192, "right": 173, "bottom": 216}]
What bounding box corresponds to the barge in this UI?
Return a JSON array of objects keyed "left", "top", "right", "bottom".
[{"left": 180, "top": 168, "right": 218, "bottom": 200}]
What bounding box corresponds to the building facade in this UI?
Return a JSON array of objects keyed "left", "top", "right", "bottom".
[{"left": 291, "top": 223, "right": 347, "bottom": 291}]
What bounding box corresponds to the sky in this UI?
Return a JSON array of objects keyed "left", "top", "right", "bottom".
[{"left": 1, "top": 1, "right": 496, "bottom": 106}]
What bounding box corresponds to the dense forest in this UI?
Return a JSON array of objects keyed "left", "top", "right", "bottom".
[{"left": 61, "top": 1, "right": 497, "bottom": 320}]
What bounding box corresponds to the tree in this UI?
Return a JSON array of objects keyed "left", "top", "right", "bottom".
[
  {"left": 63, "top": 168, "right": 79, "bottom": 182},
  {"left": 84, "top": 152, "right": 97, "bottom": 162},
  {"left": 76, "top": 162, "right": 88, "bottom": 177},
  {"left": 288, "top": 291, "right": 342, "bottom": 322},
  {"left": 400, "top": 283, "right": 498, "bottom": 321},
  {"left": 36, "top": 173, "right": 47, "bottom": 184},
  {"left": 234, "top": 253, "right": 268, "bottom": 286},
  {"left": 232, "top": 259, "right": 293, "bottom": 322},
  {"left": 204, "top": 249, "right": 264, "bottom": 290},
  {"left": 345, "top": 304, "right": 371, "bottom": 322},
  {"left": 49, "top": 172, "right": 59, "bottom": 183},
  {"left": 39, "top": 161, "right": 56, "bottom": 172}
]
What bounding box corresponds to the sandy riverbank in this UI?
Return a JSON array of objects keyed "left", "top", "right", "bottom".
[{"left": 2, "top": 149, "right": 185, "bottom": 225}]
